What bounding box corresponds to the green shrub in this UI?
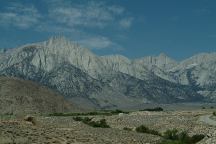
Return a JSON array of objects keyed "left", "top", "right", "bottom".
[
  {"left": 150, "top": 129, "right": 161, "bottom": 136},
  {"left": 123, "top": 127, "right": 132, "bottom": 131},
  {"left": 49, "top": 110, "right": 129, "bottom": 117},
  {"left": 178, "top": 131, "right": 191, "bottom": 143},
  {"left": 98, "top": 119, "right": 110, "bottom": 128},
  {"left": 163, "top": 129, "right": 178, "bottom": 140},
  {"left": 73, "top": 116, "right": 83, "bottom": 121},
  {"left": 88, "top": 119, "right": 110, "bottom": 128},
  {"left": 111, "top": 109, "right": 123, "bottom": 114},
  {"left": 160, "top": 140, "right": 184, "bottom": 144},
  {"left": 73, "top": 116, "right": 110, "bottom": 128},
  {"left": 88, "top": 112, "right": 100, "bottom": 115},
  {"left": 190, "top": 134, "right": 205, "bottom": 143},
  {"left": 49, "top": 113, "right": 64, "bottom": 116},
  {"left": 161, "top": 129, "right": 205, "bottom": 144},
  {"left": 140, "top": 107, "right": 164, "bottom": 112},
  {"left": 5, "top": 112, "right": 13, "bottom": 116},
  {"left": 213, "top": 112, "right": 216, "bottom": 116},
  {"left": 82, "top": 117, "right": 92, "bottom": 124},
  {"left": 135, "top": 125, "right": 161, "bottom": 136},
  {"left": 110, "top": 109, "right": 129, "bottom": 114},
  {"left": 136, "top": 125, "right": 148, "bottom": 133}
]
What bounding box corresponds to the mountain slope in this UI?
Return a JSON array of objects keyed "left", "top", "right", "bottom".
[
  {"left": 103, "top": 72, "right": 203, "bottom": 103},
  {"left": 0, "top": 76, "right": 75, "bottom": 114}
]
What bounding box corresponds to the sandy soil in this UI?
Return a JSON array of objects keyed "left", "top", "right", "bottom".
[{"left": 0, "top": 110, "right": 215, "bottom": 144}]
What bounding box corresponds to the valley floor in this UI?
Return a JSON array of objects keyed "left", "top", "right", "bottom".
[{"left": 0, "top": 110, "right": 215, "bottom": 144}]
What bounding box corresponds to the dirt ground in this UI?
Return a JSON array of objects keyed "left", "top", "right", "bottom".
[{"left": 0, "top": 110, "right": 215, "bottom": 144}]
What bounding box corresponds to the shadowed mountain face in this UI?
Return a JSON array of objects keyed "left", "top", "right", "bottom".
[
  {"left": 0, "top": 36, "right": 215, "bottom": 109},
  {"left": 0, "top": 76, "right": 76, "bottom": 114}
]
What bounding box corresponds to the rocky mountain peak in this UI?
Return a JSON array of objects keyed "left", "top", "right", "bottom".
[
  {"left": 157, "top": 53, "right": 176, "bottom": 62},
  {"left": 47, "top": 36, "right": 70, "bottom": 44},
  {"left": 134, "top": 53, "right": 177, "bottom": 71},
  {"left": 42, "top": 36, "right": 80, "bottom": 52},
  {"left": 158, "top": 52, "right": 167, "bottom": 58},
  {"left": 102, "top": 54, "right": 131, "bottom": 63},
  {"left": 0, "top": 49, "right": 6, "bottom": 54}
]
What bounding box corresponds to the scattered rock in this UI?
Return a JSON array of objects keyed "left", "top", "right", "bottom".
[{"left": 24, "top": 115, "right": 36, "bottom": 125}]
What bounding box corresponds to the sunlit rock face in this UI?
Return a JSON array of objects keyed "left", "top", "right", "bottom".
[{"left": 1, "top": 36, "right": 215, "bottom": 109}]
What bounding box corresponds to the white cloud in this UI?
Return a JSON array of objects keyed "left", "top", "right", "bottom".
[
  {"left": 108, "top": 5, "right": 125, "bottom": 15},
  {"left": 78, "top": 36, "right": 123, "bottom": 51},
  {"left": 0, "top": 1, "right": 131, "bottom": 51},
  {"left": 47, "top": 1, "right": 131, "bottom": 29},
  {"left": 119, "top": 18, "right": 133, "bottom": 29},
  {"left": 0, "top": 1, "right": 133, "bottom": 30},
  {"left": 0, "top": 3, "right": 41, "bottom": 29},
  {"left": 36, "top": 24, "right": 75, "bottom": 33},
  {"left": 79, "top": 37, "right": 113, "bottom": 49}
]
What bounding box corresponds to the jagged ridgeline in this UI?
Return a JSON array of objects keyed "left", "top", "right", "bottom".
[{"left": 0, "top": 36, "right": 215, "bottom": 109}]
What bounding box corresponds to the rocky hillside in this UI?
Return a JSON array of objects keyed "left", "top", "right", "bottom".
[
  {"left": 0, "top": 36, "right": 215, "bottom": 109},
  {"left": 0, "top": 76, "right": 75, "bottom": 114}
]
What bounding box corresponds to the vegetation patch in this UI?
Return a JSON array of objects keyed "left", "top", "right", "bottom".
[
  {"left": 110, "top": 109, "right": 129, "bottom": 114},
  {"left": 161, "top": 129, "right": 205, "bottom": 144},
  {"left": 73, "top": 116, "right": 110, "bottom": 128},
  {"left": 134, "top": 126, "right": 204, "bottom": 144},
  {"left": 72, "top": 116, "right": 83, "bottom": 121},
  {"left": 213, "top": 112, "right": 216, "bottom": 116},
  {"left": 123, "top": 127, "right": 132, "bottom": 131},
  {"left": 135, "top": 125, "right": 161, "bottom": 136},
  {"left": 49, "top": 109, "right": 129, "bottom": 117},
  {"left": 139, "top": 107, "right": 163, "bottom": 112}
]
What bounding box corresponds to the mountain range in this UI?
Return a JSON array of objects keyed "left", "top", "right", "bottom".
[{"left": 0, "top": 36, "right": 215, "bottom": 109}]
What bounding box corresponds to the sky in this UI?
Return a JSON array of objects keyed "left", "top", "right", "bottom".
[{"left": 0, "top": 0, "right": 216, "bottom": 60}]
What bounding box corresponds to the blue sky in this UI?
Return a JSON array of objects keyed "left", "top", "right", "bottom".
[{"left": 0, "top": 0, "right": 216, "bottom": 60}]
